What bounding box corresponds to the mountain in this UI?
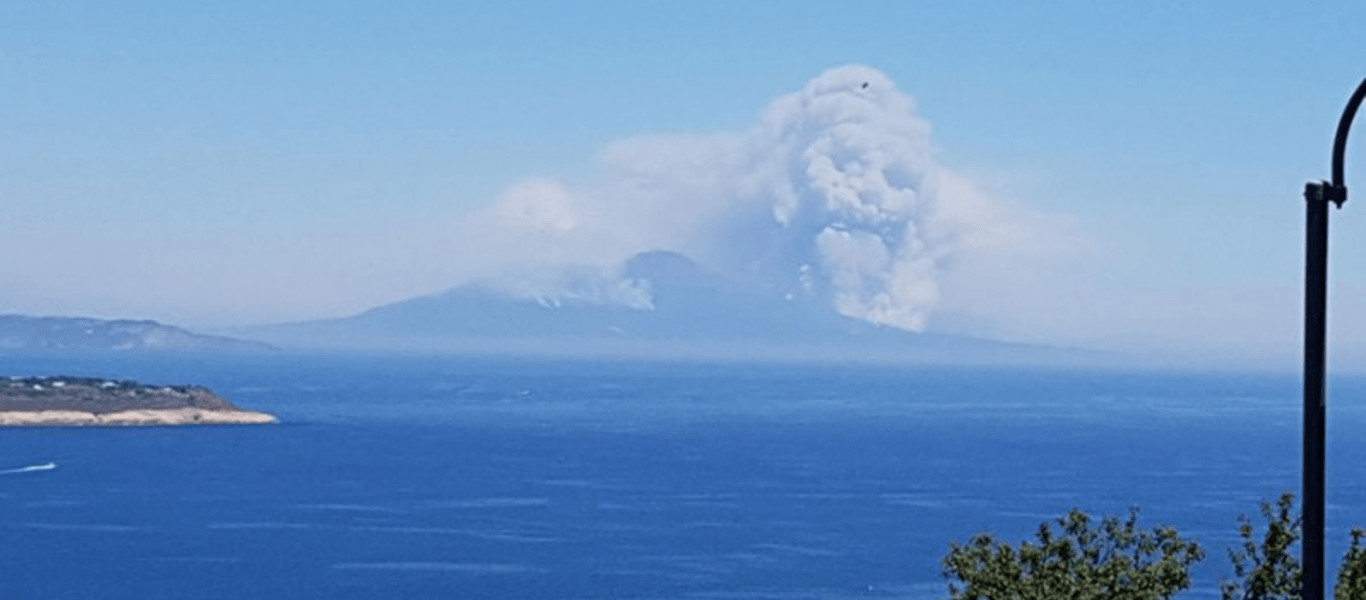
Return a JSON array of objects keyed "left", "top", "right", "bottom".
[
  {"left": 0, "top": 315, "right": 273, "bottom": 352},
  {"left": 250, "top": 251, "right": 1076, "bottom": 364}
]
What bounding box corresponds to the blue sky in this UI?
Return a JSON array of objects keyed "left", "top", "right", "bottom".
[{"left": 2, "top": 1, "right": 1365, "bottom": 365}]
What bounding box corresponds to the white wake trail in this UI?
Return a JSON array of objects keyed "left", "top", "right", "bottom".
[{"left": 0, "top": 462, "right": 57, "bottom": 475}]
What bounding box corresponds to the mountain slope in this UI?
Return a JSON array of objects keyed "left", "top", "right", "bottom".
[
  {"left": 0, "top": 315, "right": 273, "bottom": 352},
  {"left": 249, "top": 251, "right": 1065, "bottom": 363}
]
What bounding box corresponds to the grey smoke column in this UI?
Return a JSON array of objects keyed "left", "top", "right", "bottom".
[
  {"left": 482, "top": 65, "right": 984, "bottom": 331},
  {"left": 708, "top": 65, "right": 947, "bottom": 331}
]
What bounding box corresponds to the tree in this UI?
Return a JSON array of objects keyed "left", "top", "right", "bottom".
[
  {"left": 1220, "top": 492, "right": 1302, "bottom": 600},
  {"left": 1337, "top": 529, "right": 1366, "bottom": 600},
  {"left": 942, "top": 508, "right": 1205, "bottom": 600}
]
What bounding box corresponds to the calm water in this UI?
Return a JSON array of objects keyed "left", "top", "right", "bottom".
[{"left": 1, "top": 354, "right": 1363, "bottom": 599}]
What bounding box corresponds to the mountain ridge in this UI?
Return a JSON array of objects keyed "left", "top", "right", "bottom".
[
  {"left": 246, "top": 250, "right": 1080, "bottom": 365},
  {"left": 0, "top": 314, "right": 274, "bottom": 353}
]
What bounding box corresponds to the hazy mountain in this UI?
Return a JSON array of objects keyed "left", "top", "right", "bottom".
[
  {"left": 250, "top": 251, "right": 1077, "bottom": 364},
  {"left": 0, "top": 315, "right": 273, "bottom": 352}
]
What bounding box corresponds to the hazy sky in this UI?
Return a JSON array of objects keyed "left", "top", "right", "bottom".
[{"left": 2, "top": 1, "right": 1365, "bottom": 365}]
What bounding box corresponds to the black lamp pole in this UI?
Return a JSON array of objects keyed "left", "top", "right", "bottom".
[{"left": 1303, "top": 77, "right": 1366, "bottom": 600}]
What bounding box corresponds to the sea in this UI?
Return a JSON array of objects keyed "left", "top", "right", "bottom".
[{"left": 1, "top": 353, "right": 1364, "bottom": 600}]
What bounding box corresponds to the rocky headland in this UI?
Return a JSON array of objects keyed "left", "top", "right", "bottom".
[{"left": 0, "top": 376, "right": 277, "bottom": 426}]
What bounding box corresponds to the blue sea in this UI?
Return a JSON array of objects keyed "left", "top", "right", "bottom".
[{"left": 1, "top": 354, "right": 1365, "bottom": 599}]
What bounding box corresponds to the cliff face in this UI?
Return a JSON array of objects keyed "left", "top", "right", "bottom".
[{"left": 0, "top": 377, "right": 277, "bottom": 426}]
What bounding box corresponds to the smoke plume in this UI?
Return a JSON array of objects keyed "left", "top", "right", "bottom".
[{"left": 465, "top": 65, "right": 1045, "bottom": 332}]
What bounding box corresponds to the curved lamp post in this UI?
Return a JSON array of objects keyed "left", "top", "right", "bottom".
[{"left": 1303, "top": 77, "right": 1366, "bottom": 600}]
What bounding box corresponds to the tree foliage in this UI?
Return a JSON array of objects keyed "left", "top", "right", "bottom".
[
  {"left": 1220, "top": 492, "right": 1302, "bottom": 600},
  {"left": 1217, "top": 492, "right": 1366, "bottom": 600},
  {"left": 1337, "top": 528, "right": 1366, "bottom": 600},
  {"left": 942, "top": 495, "right": 1366, "bottom": 599},
  {"left": 942, "top": 508, "right": 1205, "bottom": 600}
]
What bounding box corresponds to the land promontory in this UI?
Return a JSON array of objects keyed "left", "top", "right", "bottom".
[{"left": 0, "top": 376, "right": 277, "bottom": 426}]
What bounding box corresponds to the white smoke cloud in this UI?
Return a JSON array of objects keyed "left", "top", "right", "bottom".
[
  {"left": 493, "top": 178, "right": 579, "bottom": 234},
  {"left": 482, "top": 266, "right": 654, "bottom": 311},
  {"left": 461, "top": 64, "right": 1062, "bottom": 331}
]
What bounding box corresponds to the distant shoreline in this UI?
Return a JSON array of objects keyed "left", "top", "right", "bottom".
[
  {"left": 0, "top": 407, "right": 277, "bottom": 426},
  {"left": 0, "top": 376, "right": 277, "bottom": 427}
]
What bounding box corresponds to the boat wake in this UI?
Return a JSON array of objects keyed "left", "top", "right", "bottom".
[{"left": 0, "top": 462, "right": 57, "bottom": 475}]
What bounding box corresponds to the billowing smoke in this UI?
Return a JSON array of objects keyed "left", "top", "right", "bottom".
[{"left": 466, "top": 64, "right": 1031, "bottom": 332}]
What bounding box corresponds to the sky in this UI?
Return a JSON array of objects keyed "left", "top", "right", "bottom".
[{"left": 2, "top": 1, "right": 1365, "bottom": 367}]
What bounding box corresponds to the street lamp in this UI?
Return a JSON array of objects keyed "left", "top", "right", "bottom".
[{"left": 1303, "top": 77, "right": 1366, "bottom": 600}]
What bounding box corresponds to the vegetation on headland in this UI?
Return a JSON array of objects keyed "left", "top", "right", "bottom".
[
  {"left": 942, "top": 492, "right": 1366, "bottom": 600},
  {"left": 0, "top": 376, "right": 276, "bottom": 425}
]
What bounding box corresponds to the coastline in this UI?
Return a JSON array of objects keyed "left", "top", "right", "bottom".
[{"left": 0, "top": 407, "right": 278, "bottom": 427}]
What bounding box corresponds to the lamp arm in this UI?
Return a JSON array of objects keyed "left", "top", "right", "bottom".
[{"left": 1331, "top": 78, "right": 1366, "bottom": 189}]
